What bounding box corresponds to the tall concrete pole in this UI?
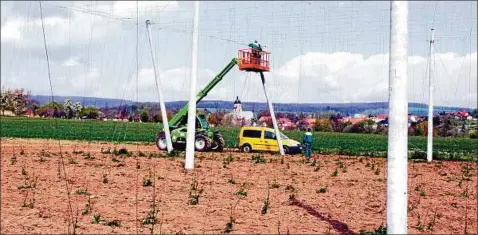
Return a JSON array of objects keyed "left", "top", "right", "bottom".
[
  {"left": 387, "top": 1, "right": 409, "bottom": 234},
  {"left": 260, "top": 72, "right": 285, "bottom": 155},
  {"left": 427, "top": 28, "right": 435, "bottom": 162},
  {"left": 146, "top": 20, "right": 173, "bottom": 153},
  {"left": 185, "top": 1, "right": 200, "bottom": 169}
]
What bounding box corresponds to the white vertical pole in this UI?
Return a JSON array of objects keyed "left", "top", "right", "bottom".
[
  {"left": 260, "top": 72, "right": 285, "bottom": 156},
  {"left": 146, "top": 20, "right": 173, "bottom": 153},
  {"left": 387, "top": 1, "right": 408, "bottom": 234},
  {"left": 427, "top": 29, "right": 435, "bottom": 162},
  {"left": 185, "top": 1, "right": 200, "bottom": 170}
]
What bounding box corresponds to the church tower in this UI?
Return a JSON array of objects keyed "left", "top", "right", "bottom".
[{"left": 233, "top": 96, "right": 242, "bottom": 113}]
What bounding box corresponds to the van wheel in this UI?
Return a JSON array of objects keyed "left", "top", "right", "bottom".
[
  {"left": 241, "top": 144, "right": 252, "bottom": 153},
  {"left": 282, "top": 146, "right": 289, "bottom": 154}
]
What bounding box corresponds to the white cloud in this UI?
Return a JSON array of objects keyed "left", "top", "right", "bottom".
[
  {"left": 276, "top": 52, "right": 368, "bottom": 78},
  {"left": 76, "top": 66, "right": 224, "bottom": 103},
  {"left": 1, "top": 1, "right": 476, "bottom": 109},
  {"left": 408, "top": 56, "right": 426, "bottom": 65},
  {"left": 136, "top": 66, "right": 223, "bottom": 102},
  {"left": 62, "top": 56, "right": 80, "bottom": 66},
  {"left": 112, "top": 1, "right": 179, "bottom": 18},
  {"left": 2, "top": 49, "right": 476, "bottom": 109},
  {"left": 70, "top": 1, "right": 179, "bottom": 18},
  {"left": 1, "top": 1, "right": 12, "bottom": 26},
  {"left": 337, "top": 1, "right": 347, "bottom": 7},
  {"left": 267, "top": 51, "right": 477, "bottom": 108},
  {"left": 1, "top": 18, "right": 23, "bottom": 41},
  {"left": 0, "top": 1, "right": 180, "bottom": 48},
  {"left": 1, "top": 13, "right": 119, "bottom": 48}
]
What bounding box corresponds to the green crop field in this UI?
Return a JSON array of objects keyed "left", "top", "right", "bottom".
[
  {"left": 0, "top": 117, "right": 160, "bottom": 143},
  {"left": 1, "top": 117, "right": 477, "bottom": 161}
]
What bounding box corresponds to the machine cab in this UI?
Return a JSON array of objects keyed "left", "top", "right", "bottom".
[
  {"left": 196, "top": 113, "right": 209, "bottom": 129},
  {"left": 176, "top": 113, "right": 209, "bottom": 130}
]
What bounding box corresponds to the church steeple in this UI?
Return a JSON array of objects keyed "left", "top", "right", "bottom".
[
  {"left": 233, "top": 96, "right": 242, "bottom": 113},
  {"left": 234, "top": 96, "right": 241, "bottom": 104}
]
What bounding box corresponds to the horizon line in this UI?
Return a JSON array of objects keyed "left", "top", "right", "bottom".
[{"left": 29, "top": 94, "right": 477, "bottom": 109}]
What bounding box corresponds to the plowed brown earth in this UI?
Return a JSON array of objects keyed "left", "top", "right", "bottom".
[{"left": 1, "top": 138, "right": 477, "bottom": 234}]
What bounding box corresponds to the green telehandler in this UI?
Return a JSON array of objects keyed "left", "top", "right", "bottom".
[{"left": 155, "top": 58, "right": 239, "bottom": 152}]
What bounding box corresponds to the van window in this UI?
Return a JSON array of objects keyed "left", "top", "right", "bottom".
[
  {"left": 264, "top": 131, "right": 276, "bottom": 140},
  {"left": 243, "top": 130, "right": 262, "bottom": 138}
]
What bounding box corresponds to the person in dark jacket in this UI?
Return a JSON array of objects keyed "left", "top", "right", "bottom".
[
  {"left": 248, "top": 40, "right": 260, "bottom": 50},
  {"left": 302, "top": 128, "right": 313, "bottom": 160},
  {"left": 248, "top": 40, "right": 262, "bottom": 65}
]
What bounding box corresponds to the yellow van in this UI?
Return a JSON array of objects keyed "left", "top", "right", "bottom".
[{"left": 238, "top": 126, "right": 302, "bottom": 154}]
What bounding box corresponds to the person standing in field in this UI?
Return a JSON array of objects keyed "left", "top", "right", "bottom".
[{"left": 302, "top": 128, "right": 313, "bottom": 161}]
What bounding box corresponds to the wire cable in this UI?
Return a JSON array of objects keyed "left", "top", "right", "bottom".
[
  {"left": 38, "top": 1, "right": 74, "bottom": 233},
  {"left": 135, "top": 1, "right": 139, "bottom": 234}
]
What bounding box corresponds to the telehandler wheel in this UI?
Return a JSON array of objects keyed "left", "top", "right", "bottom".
[
  {"left": 194, "top": 135, "right": 208, "bottom": 152},
  {"left": 210, "top": 133, "right": 225, "bottom": 152},
  {"left": 155, "top": 132, "right": 167, "bottom": 151}
]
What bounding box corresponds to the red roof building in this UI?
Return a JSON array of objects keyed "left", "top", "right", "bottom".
[
  {"left": 258, "top": 116, "right": 296, "bottom": 130},
  {"left": 453, "top": 110, "right": 469, "bottom": 118},
  {"left": 343, "top": 117, "right": 368, "bottom": 124},
  {"left": 258, "top": 116, "right": 272, "bottom": 123}
]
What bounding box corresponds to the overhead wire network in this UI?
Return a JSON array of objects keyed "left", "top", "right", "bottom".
[
  {"left": 0, "top": 1, "right": 477, "bottom": 233},
  {"left": 1, "top": 1, "right": 476, "bottom": 114},
  {"left": 1, "top": 1, "right": 476, "bottom": 110}
]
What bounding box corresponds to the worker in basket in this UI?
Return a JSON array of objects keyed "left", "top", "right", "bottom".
[
  {"left": 302, "top": 128, "right": 313, "bottom": 161},
  {"left": 248, "top": 40, "right": 262, "bottom": 65}
]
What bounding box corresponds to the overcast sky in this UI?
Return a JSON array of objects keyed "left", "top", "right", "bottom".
[{"left": 1, "top": 1, "right": 477, "bottom": 108}]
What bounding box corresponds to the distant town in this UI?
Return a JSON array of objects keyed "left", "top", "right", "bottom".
[{"left": 2, "top": 88, "right": 477, "bottom": 139}]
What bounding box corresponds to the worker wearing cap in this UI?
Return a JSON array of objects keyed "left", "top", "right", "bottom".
[
  {"left": 302, "top": 128, "right": 313, "bottom": 161},
  {"left": 248, "top": 40, "right": 260, "bottom": 50},
  {"left": 248, "top": 40, "right": 262, "bottom": 65}
]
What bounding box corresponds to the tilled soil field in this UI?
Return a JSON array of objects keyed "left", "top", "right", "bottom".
[{"left": 1, "top": 138, "right": 477, "bottom": 234}]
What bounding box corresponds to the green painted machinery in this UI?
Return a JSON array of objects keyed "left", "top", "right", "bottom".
[{"left": 155, "top": 58, "right": 239, "bottom": 152}]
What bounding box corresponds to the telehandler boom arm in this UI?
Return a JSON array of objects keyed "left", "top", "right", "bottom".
[{"left": 168, "top": 58, "right": 239, "bottom": 127}]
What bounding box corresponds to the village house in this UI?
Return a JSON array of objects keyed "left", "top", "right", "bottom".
[
  {"left": 277, "top": 117, "right": 295, "bottom": 130},
  {"left": 258, "top": 115, "right": 295, "bottom": 130},
  {"left": 452, "top": 110, "right": 469, "bottom": 120},
  {"left": 26, "top": 108, "right": 36, "bottom": 117},
  {"left": 370, "top": 114, "right": 388, "bottom": 123},
  {"left": 296, "top": 118, "right": 316, "bottom": 131},
  {"left": 343, "top": 117, "right": 369, "bottom": 124}
]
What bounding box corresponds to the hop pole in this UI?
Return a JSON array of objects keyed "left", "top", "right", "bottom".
[
  {"left": 386, "top": 1, "right": 409, "bottom": 234},
  {"left": 146, "top": 20, "right": 173, "bottom": 153},
  {"left": 427, "top": 28, "right": 436, "bottom": 162},
  {"left": 185, "top": 1, "right": 200, "bottom": 170},
  {"left": 260, "top": 72, "right": 285, "bottom": 156}
]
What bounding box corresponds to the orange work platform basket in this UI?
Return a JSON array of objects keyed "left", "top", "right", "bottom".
[{"left": 238, "top": 48, "right": 270, "bottom": 72}]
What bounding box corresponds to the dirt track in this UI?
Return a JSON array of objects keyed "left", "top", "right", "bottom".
[{"left": 1, "top": 138, "right": 477, "bottom": 234}]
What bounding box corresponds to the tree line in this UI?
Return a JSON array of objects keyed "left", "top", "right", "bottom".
[{"left": 0, "top": 89, "right": 99, "bottom": 119}]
